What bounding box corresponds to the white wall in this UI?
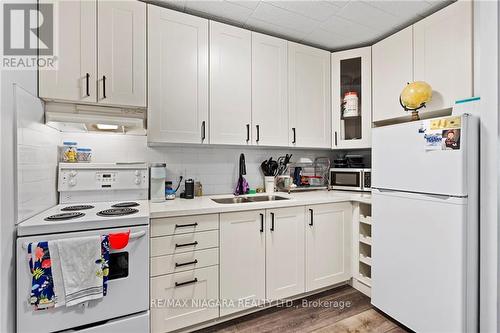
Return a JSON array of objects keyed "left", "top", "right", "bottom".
[
  {"left": 16, "top": 87, "right": 60, "bottom": 222},
  {"left": 61, "top": 132, "right": 338, "bottom": 195},
  {"left": 474, "top": 1, "right": 499, "bottom": 332},
  {"left": 1, "top": 73, "right": 38, "bottom": 333}
]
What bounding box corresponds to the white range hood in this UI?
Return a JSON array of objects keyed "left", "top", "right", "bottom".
[{"left": 44, "top": 102, "right": 147, "bottom": 135}]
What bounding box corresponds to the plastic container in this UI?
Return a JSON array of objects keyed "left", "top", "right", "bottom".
[
  {"left": 76, "top": 148, "right": 92, "bottom": 163},
  {"left": 343, "top": 91, "right": 359, "bottom": 118},
  {"left": 150, "top": 163, "right": 166, "bottom": 203},
  {"left": 60, "top": 141, "right": 78, "bottom": 163},
  {"left": 264, "top": 176, "right": 275, "bottom": 194}
]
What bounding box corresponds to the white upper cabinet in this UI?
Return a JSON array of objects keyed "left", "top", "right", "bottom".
[
  {"left": 413, "top": 0, "right": 473, "bottom": 113},
  {"left": 39, "top": 0, "right": 96, "bottom": 103},
  {"left": 305, "top": 203, "right": 352, "bottom": 292},
  {"left": 251, "top": 32, "right": 288, "bottom": 147},
  {"left": 210, "top": 21, "right": 252, "bottom": 145},
  {"left": 331, "top": 47, "right": 372, "bottom": 149},
  {"left": 220, "top": 210, "right": 266, "bottom": 316},
  {"left": 147, "top": 6, "right": 209, "bottom": 144},
  {"left": 288, "top": 42, "right": 331, "bottom": 148},
  {"left": 372, "top": 26, "right": 413, "bottom": 123},
  {"left": 98, "top": 1, "right": 146, "bottom": 107},
  {"left": 266, "top": 206, "right": 305, "bottom": 300}
]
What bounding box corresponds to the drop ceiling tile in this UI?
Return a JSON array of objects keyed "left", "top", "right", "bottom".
[
  {"left": 323, "top": 0, "right": 351, "bottom": 8},
  {"left": 184, "top": 1, "right": 254, "bottom": 24},
  {"left": 245, "top": 17, "right": 308, "bottom": 41},
  {"left": 226, "top": 0, "right": 261, "bottom": 10},
  {"left": 250, "top": 2, "right": 320, "bottom": 34},
  {"left": 269, "top": 1, "right": 339, "bottom": 21},
  {"left": 337, "top": 1, "right": 403, "bottom": 31},
  {"left": 305, "top": 28, "right": 358, "bottom": 50},
  {"left": 364, "top": 0, "right": 432, "bottom": 18},
  {"left": 320, "top": 15, "right": 380, "bottom": 40}
]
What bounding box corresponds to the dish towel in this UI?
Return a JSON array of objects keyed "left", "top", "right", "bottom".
[
  {"left": 48, "top": 241, "right": 66, "bottom": 307},
  {"left": 57, "top": 236, "right": 104, "bottom": 307},
  {"left": 27, "top": 242, "right": 56, "bottom": 310},
  {"left": 100, "top": 235, "right": 110, "bottom": 296}
]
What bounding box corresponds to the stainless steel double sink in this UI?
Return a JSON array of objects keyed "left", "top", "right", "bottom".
[{"left": 211, "top": 195, "right": 290, "bottom": 204}]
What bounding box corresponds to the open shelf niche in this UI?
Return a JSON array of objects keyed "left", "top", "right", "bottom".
[{"left": 351, "top": 202, "right": 372, "bottom": 296}]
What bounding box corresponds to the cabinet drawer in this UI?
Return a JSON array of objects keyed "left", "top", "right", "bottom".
[
  {"left": 151, "top": 214, "right": 219, "bottom": 237},
  {"left": 151, "top": 230, "right": 218, "bottom": 257},
  {"left": 151, "top": 248, "right": 219, "bottom": 277},
  {"left": 151, "top": 265, "right": 219, "bottom": 333}
]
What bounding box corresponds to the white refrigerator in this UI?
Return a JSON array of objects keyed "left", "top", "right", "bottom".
[{"left": 371, "top": 114, "right": 478, "bottom": 332}]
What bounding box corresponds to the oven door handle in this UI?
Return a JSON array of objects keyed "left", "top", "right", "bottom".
[{"left": 22, "top": 230, "right": 146, "bottom": 250}]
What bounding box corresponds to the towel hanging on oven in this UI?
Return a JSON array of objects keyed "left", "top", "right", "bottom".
[{"left": 56, "top": 236, "right": 104, "bottom": 307}]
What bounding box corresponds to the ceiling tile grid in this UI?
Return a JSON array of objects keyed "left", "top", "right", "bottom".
[{"left": 152, "top": 0, "right": 453, "bottom": 51}]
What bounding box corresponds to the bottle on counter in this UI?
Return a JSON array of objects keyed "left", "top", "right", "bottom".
[{"left": 194, "top": 181, "right": 203, "bottom": 197}]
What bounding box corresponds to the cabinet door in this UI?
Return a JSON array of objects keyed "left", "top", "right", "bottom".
[
  {"left": 147, "top": 6, "right": 208, "bottom": 144},
  {"left": 331, "top": 47, "right": 372, "bottom": 149},
  {"left": 288, "top": 42, "right": 331, "bottom": 148},
  {"left": 39, "top": 0, "right": 96, "bottom": 102},
  {"left": 372, "top": 26, "right": 413, "bottom": 123},
  {"left": 220, "top": 210, "right": 266, "bottom": 316},
  {"left": 413, "top": 0, "right": 473, "bottom": 113},
  {"left": 266, "top": 206, "right": 305, "bottom": 300},
  {"left": 98, "top": 1, "right": 146, "bottom": 107},
  {"left": 305, "top": 202, "right": 352, "bottom": 292},
  {"left": 252, "top": 32, "right": 288, "bottom": 147},
  {"left": 210, "top": 21, "right": 252, "bottom": 145}
]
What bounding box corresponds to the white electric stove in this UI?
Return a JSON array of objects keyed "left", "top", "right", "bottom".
[{"left": 17, "top": 163, "right": 151, "bottom": 333}]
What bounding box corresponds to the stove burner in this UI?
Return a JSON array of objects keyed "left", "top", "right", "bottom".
[
  {"left": 97, "top": 208, "right": 139, "bottom": 217},
  {"left": 111, "top": 202, "right": 139, "bottom": 208},
  {"left": 44, "top": 212, "right": 85, "bottom": 221},
  {"left": 61, "top": 205, "right": 95, "bottom": 211}
]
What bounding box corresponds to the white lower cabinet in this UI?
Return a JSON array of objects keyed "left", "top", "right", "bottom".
[
  {"left": 150, "top": 266, "right": 219, "bottom": 333},
  {"left": 150, "top": 215, "right": 219, "bottom": 333},
  {"left": 266, "top": 206, "right": 306, "bottom": 300},
  {"left": 305, "top": 203, "right": 352, "bottom": 292},
  {"left": 220, "top": 210, "right": 266, "bottom": 316},
  {"left": 152, "top": 202, "right": 353, "bottom": 331}
]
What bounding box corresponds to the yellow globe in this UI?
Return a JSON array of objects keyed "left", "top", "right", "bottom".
[{"left": 400, "top": 81, "right": 432, "bottom": 110}]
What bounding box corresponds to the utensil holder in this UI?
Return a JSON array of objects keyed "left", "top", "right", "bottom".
[{"left": 265, "top": 176, "right": 275, "bottom": 194}]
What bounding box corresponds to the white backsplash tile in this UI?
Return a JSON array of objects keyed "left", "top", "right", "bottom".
[{"left": 61, "top": 132, "right": 336, "bottom": 195}]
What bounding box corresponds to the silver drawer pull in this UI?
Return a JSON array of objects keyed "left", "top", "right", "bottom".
[
  {"left": 175, "top": 278, "right": 198, "bottom": 287},
  {"left": 175, "top": 241, "right": 198, "bottom": 248},
  {"left": 175, "top": 259, "right": 198, "bottom": 267}
]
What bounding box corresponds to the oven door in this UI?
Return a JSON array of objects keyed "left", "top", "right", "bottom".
[
  {"left": 330, "top": 170, "right": 363, "bottom": 191},
  {"left": 16, "top": 225, "right": 149, "bottom": 333}
]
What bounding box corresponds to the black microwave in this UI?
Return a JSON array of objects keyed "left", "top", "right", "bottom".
[{"left": 330, "top": 168, "right": 371, "bottom": 192}]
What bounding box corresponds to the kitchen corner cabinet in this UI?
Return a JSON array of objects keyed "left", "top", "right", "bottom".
[
  {"left": 331, "top": 47, "right": 372, "bottom": 149},
  {"left": 305, "top": 202, "right": 352, "bottom": 292},
  {"left": 220, "top": 210, "right": 266, "bottom": 316},
  {"left": 288, "top": 42, "right": 331, "bottom": 148},
  {"left": 372, "top": 26, "right": 413, "bottom": 123},
  {"left": 210, "top": 21, "right": 252, "bottom": 145},
  {"left": 266, "top": 206, "right": 305, "bottom": 300},
  {"left": 413, "top": 0, "right": 473, "bottom": 113},
  {"left": 147, "top": 6, "right": 209, "bottom": 144},
  {"left": 38, "top": 0, "right": 146, "bottom": 108},
  {"left": 251, "top": 33, "right": 288, "bottom": 147},
  {"left": 39, "top": 0, "right": 96, "bottom": 102},
  {"left": 98, "top": 1, "right": 146, "bottom": 107}
]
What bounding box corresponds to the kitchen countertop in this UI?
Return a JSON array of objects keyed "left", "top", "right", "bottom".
[{"left": 149, "top": 190, "right": 371, "bottom": 219}]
